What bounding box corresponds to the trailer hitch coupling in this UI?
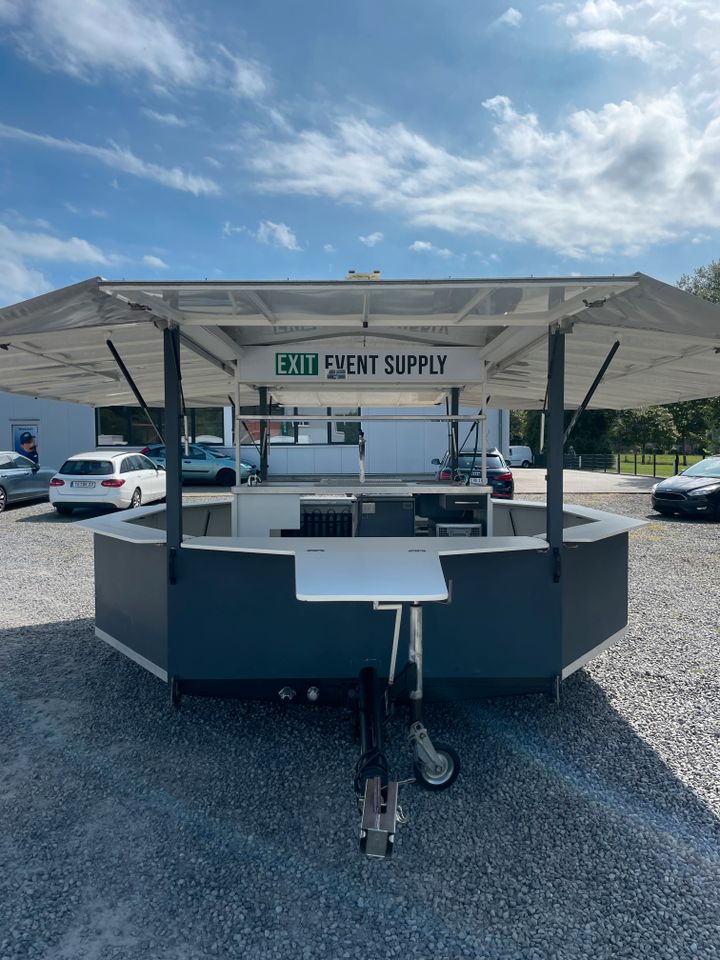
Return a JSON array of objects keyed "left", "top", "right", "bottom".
[
  {"left": 355, "top": 665, "right": 402, "bottom": 858},
  {"left": 360, "top": 776, "right": 399, "bottom": 858}
]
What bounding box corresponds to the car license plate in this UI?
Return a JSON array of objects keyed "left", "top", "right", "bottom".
[
  {"left": 71, "top": 480, "right": 95, "bottom": 488},
  {"left": 469, "top": 477, "right": 484, "bottom": 485}
]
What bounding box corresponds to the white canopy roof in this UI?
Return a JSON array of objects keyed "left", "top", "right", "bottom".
[{"left": 0, "top": 274, "right": 718, "bottom": 409}]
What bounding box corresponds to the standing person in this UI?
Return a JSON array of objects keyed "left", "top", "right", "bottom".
[{"left": 15, "top": 429, "right": 39, "bottom": 464}]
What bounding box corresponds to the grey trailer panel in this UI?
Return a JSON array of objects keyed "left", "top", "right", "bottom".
[
  {"left": 169, "top": 544, "right": 560, "bottom": 684},
  {"left": 425, "top": 549, "right": 559, "bottom": 679},
  {"left": 94, "top": 535, "right": 168, "bottom": 674},
  {"left": 169, "top": 548, "right": 401, "bottom": 680},
  {"left": 562, "top": 534, "right": 629, "bottom": 674}
]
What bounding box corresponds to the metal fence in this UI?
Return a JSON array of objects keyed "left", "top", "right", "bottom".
[{"left": 565, "top": 452, "right": 689, "bottom": 477}]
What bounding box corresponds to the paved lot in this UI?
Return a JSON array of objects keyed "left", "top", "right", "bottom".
[
  {"left": 513, "top": 469, "right": 657, "bottom": 495},
  {"left": 0, "top": 496, "right": 718, "bottom": 959}
]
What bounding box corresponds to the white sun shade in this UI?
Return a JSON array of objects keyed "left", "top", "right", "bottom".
[{"left": 0, "top": 274, "right": 718, "bottom": 410}]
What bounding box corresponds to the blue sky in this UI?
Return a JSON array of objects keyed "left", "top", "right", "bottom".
[{"left": 1, "top": 0, "right": 719, "bottom": 304}]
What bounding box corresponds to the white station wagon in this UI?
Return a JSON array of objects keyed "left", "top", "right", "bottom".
[{"left": 49, "top": 451, "right": 166, "bottom": 515}]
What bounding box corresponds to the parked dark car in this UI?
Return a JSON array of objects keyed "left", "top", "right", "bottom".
[
  {"left": 432, "top": 449, "right": 514, "bottom": 499},
  {"left": 651, "top": 456, "right": 720, "bottom": 518},
  {"left": 0, "top": 450, "right": 56, "bottom": 512}
]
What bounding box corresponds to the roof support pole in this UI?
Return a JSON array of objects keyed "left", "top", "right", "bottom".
[
  {"left": 546, "top": 325, "right": 565, "bottom": 579},
  {"left": 259, "top": 386, "right": 269, "bottom": 483},
  {"left": 164, "top": 325, "right": 183, "bottom": 573},
  {"left": 563, "top": 340, "right": 620, "bottom": 444},
  {"left": 106, "top": 339, "right": 164, "bottom": 443},
  {"left": 450, "top": 387, "right": 459, "bottom": 477},
  {"left": 481, "top": 377, "right": 488, "bottom": 486}
]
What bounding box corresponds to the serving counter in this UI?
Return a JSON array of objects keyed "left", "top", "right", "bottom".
[{"left": 79, "top": 496, "right": 644, "bottom": 703}]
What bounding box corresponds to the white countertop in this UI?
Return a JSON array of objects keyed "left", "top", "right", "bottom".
[
  {"left": 76, "top": 499, "right": 645, "bottom": 547},
  {"left": 229, "top": 483, "right": 492, "bottom": 496},
  {"left": 294, "top": 545, "right": 449, "bottom": 602},
  {"left": 182, "top": 535, "right": 545, "bottom": 556}
]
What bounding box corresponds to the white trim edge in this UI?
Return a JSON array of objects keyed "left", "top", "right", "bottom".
[
  {"left": 95, "top": 626, "right": 168, "bottom": 682},
  {"left": 562, "top": 626, "right": 627, "bottom": 679}
]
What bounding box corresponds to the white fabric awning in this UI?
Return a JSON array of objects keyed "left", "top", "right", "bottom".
[{"left": 0, "top": 274, "right": 718, "bottom": 409}]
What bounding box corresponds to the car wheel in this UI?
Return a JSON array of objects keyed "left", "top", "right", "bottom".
[
  {"left": 55, "top": 504, "right": 74, "bottom": 516},
  {"left": 130, "top": 488, "right": 142, "bottom": 509},
  {"left": 521, "top": 460, "right": 530, "bottom": 468},
  {"left": 216, "top": 468, "right": 235, "bottom": 486},
  {"left": 0, "top": 486, "right": 6, "bottom": 513}
]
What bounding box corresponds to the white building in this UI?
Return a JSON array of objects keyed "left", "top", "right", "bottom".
[
  {"left": 0, "top": 390, "right": 507, "bottom": 477},
  {"left": 252, "top": 406, "right": 508, "bottom": 476},
  {"left": 0, "top": 390, "right": 95, "bottom": 469}
]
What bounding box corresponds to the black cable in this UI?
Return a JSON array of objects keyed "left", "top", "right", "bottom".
[{"left": 354, "top": 747, "right": 390, "bottom": 798}]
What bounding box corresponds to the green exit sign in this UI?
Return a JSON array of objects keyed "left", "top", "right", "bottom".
[{"left": 275, "top": 352, "right": 319, "bottom": 375}]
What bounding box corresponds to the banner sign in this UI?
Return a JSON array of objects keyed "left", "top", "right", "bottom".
[
  {"left": 12, "top": 422, "right": 40, "bottom": 464},
  {"left": 244, "top": 347, "right": 484, "bottom": 384}
]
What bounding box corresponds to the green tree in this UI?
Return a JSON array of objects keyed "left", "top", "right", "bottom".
[
  {"left": 564, "top": 409, "right": 617, "bottom": 454},
  {"left": 675, "top": 260, "right": 720, "bottom": 455},
  {"left": 509, "top": 409, "right": 528, "bottom": 445},
  {"left": 666, "top": 400, "right": 713, "bottom": 461},
  {"left": 611, "top": 407, "right": 678, "bottom": 462},
  {"left": 677, "top": 259, "right": 720, "bottom": 302}
]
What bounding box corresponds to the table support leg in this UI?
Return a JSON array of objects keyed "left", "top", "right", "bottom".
[
  {"left": 408, "top": 602, "right": 423, "bottom": 723},
  {"left": 406, "top": 601, "right": 462, "bottom": 791}
]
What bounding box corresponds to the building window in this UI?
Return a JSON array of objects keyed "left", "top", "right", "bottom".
[
  {"left": 236, "top": 406, "right": 361, "bottom": 445},
  {"left": 97, "top": 406, "right": 224, "bottom": 446},
  {"left": 331, "top": 408, "right": 361, "bottom": 444},
  {"left": 192, "top": 408, "right": 224, "bottom": 444}
]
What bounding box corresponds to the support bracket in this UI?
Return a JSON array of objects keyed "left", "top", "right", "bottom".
[
  {"left": 372, "top": 602, "right": 402, "bottom": 685},
  {"left": 552, "top": 546, "right": 561, "bottom": 584}
]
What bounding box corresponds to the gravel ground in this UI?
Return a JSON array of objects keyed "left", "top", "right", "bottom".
[{"left": 0, "top": 496, "right": 718, "bottom": 960}]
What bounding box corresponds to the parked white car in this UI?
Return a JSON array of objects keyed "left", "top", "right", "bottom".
[
  {"left": 49, "top": 452, "right": 166, "bottom": 515},
  {"left": 505, "top": 445, "right": 534, "bottom": 468}
]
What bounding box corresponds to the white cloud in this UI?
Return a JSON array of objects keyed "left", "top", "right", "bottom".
[
  {"left": 493, "top": 7, "right": 523, "bottom": 28},
  {"left": 0, "top": 0, "right": 21, "bottom": 22},
  {"left": 0, "top": 122, "right": 220, "bottom": 196},
  {"left": 141, "top": 108, "right": 187, "bottom": 127},
  {"left": 0, "top": 0, "right": 268, "bottom": 99},
  {"left": 0, "top": 222, "right": 108, "bottom": 263},
  {"left": 256, "top": 220, "right": 300, "bottom": 251},
  {"left": 323, "top": 243, "right": 336, "bottom": 253},
  {"left": 245, "top": 90, "right": 720, "bottom": 258},
  {"left": 566, "top": 0, "right": 624, "bottom": 28},
  {"left": 359, "top": 231, "right": 383, "bottom": 247},
  {"left": 217, "top": 44, "right": 268, "bottom": 99},
  {"left": 0, "top": 220, "right": 110, "bottom": 305},
  {"left": 2, "top": 209, "right": 52, "bottom": 230},
  {"left": 409, "top": 240, "right": 453, "bottom": 258},
  {"left": 222, "top": 221, "right": 246, "bottom": 237},
  {"left": 0, "top": 259, "right": 50, "bottom": 306},
  {"left": 142, "top": 254, "right": 167, "bottom": 268},
  {"left": 563, "top": 0, "right": 718, "bottom": 73},
  {"left": 205, "top": 156, "right": 223, "bottom": 169},
  {"left": 573, "top": 28, "right": 667, "bottom": 63}
]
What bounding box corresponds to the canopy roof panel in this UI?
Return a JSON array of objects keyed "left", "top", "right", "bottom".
[{"left": 0, "top": 274, "right": 718, "bottom": 410}]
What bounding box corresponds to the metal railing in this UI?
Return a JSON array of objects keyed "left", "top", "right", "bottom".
[{"left": 568, "top": 452, "right": 691, "bottom": 478}]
